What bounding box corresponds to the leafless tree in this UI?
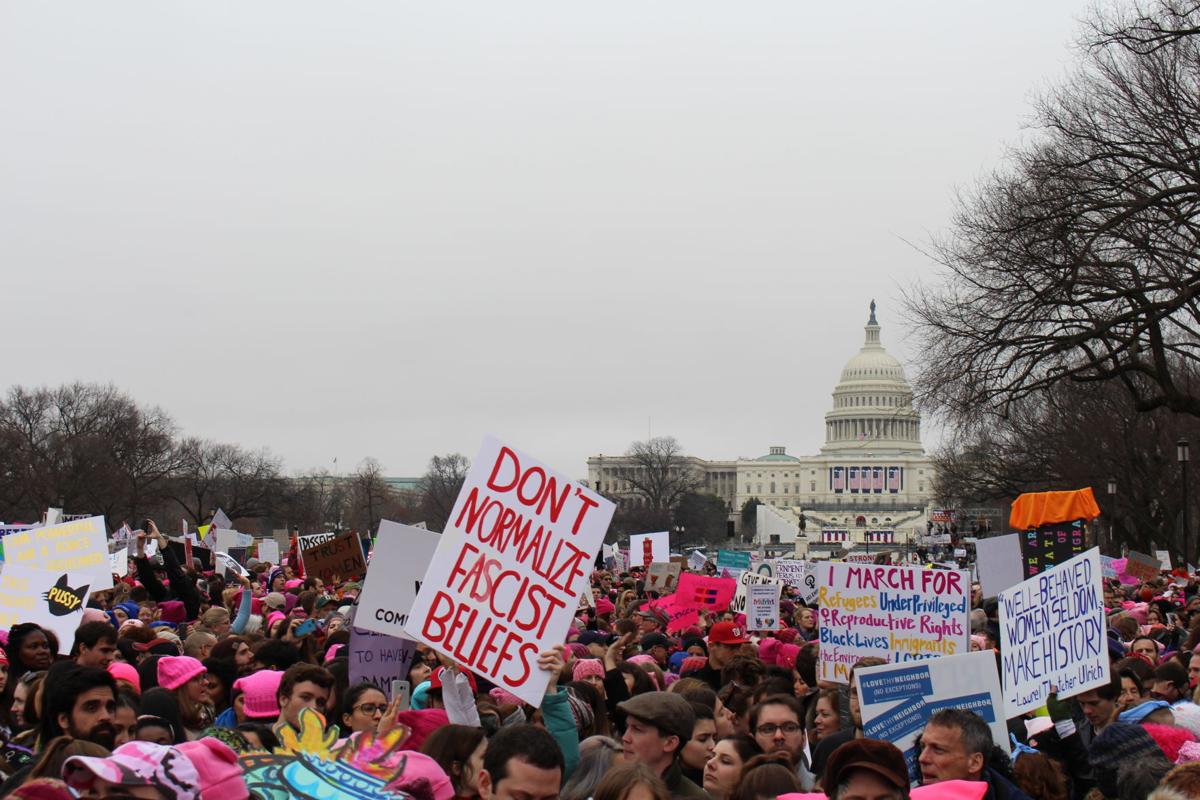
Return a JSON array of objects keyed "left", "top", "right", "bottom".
[
  {"left": 168, "top": 438, "right": 283, "bottom": 526},
  {"left": 0, "top": 384, "right": 180, "bottom": 524},
  {"left": 619, "top": 437, "right": 702, "bottom": 510},
  {"left": 345, "top": 458, "right": 396, "bottom": 535},
  {"left": 932, "top": 377, "right": 1200, "bottom": 559},
  {"left": 418, "top": 453, "right": 470, "bottom": 532},
  {"left": 906, "top": 1, "right": 1200, "bottom": 425}
]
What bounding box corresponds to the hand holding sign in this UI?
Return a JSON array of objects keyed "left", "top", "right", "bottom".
[{"left": 539, "top": 644, "right": 566, "bottom": 693}]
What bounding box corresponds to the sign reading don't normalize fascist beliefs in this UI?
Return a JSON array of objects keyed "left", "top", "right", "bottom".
[{"left": 404, "top": 437, "right": 615, "bottom": 707}]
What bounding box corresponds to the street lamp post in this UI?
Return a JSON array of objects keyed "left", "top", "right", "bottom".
[
  {"left": 1179, "top": 439, "right": 1190, "bottom": 570},
  {"left": 1106, "top": 478, "right": 1116, "bottom": 555}
]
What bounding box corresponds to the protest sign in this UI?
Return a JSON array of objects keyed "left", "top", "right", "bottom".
[
  {"left": 776, "top": 559, "right": 820, "bottom": 605},
  {"left": 356, "top": 521, "right": 442, "bottom": 639},
  {"left": 300, "top": 529, "right": 367, "bottom": 584},
  {"left": 717, "top": 550, "right": 751, "bottom": 575},
  {"left": 212, "top": 529, "right": 253, "bottom": 554},
  {"left": 998, "top": 547, "right": 1107, "bottom": 717},
  {"left": 211, "top": 508, "right": 233, "bottom": 530},
  {"left": 688, "top": 551, "right": 708, "bottom": 570},
  {"left": 258, "top": 539, "right": 280, "bottom": 564},
  {"left": 1018, "top": 521, "right": 1087, "bottom": 578},
  {"left": 168, "top": 539, "right": 211, "bottom": 571},
  {"left": 674, "top": 572, "right": 737, "bottom": 614},
  {"left": 403, "top": 437, "right": 615, "bottom": 706},
  {"left": 730, "top": 570, "right": 786, "bottom": 615},
  {"left": 974, "top": 534, "right": 1024, "bottom": 598},
  {"left": 856, "top": 651, "right": 1008, "bottom": 784},
  {"left": 629, "top": 532, "right": 669, "bottom": 567},
  {"left": 109, "top": 545, "right": 128, "bottom": 577},
  {"left": 348, "top": 626, "right": 418, "bottom": 700},
  {"left": 816, "top": 563, "right": 969, "bottom": 683},
  {"left": 1157, "top": 550, "right": 1173, "bottom": 570},
  {"left": 747, "top": 583, "right": 780, "bottom": 631},
  {"left": 1124, "top": 551, "right": 1162, "bottom": 582},
  {"left": 214, "top": 551, "right": 249, "bottom": 580},
  {"left": 297, "top": 532, "right": 338, "bottom": 551},
  {"left": 750, "top": 560, "right": 774, "bottom": 578},
  {"left": 0, "top": 564, "right": 92, "bottom": 654},
  {"left": 647, "top": 561, "right": 681, "bottom": 592},
  {"left": 1100, "top": 556, "right": 1119, "bottom": 579},
  {"left": 0, "top": 515, "right": 112, "bottom": 589}
]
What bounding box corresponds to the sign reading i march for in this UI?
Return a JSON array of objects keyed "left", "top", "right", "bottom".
[{"left": 816, "top": 563, "right": 969, "bottom": 683}]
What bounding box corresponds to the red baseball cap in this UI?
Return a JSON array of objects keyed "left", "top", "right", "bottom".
[
  {"left": 708, "top": 621, "right": 749, "bottom": 645},
  {"left": 429, "top": 666, "right": 477, "bottom": 692}
]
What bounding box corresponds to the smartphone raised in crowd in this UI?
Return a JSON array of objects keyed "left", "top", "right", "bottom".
[
  {"left": 294, "top": 618, "right": 318, "bottom": 638},
  {"left": 391, "top": 679, "right": 411, "bottom": 711}
]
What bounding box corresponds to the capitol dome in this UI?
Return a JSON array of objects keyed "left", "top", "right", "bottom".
[{"left": 821, "top": 301, "right": 924, "bottom": 456}]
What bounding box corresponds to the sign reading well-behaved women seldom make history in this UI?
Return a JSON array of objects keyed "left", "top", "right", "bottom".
[
  {"left": 816, "top": 562, "right": 969, "bottom": 683},
  {"left": 998, "top": 547, "right": 1108, "bottom": 717},
  {"left": 404, "top": 436, "right": 615, "bottom": 707}
]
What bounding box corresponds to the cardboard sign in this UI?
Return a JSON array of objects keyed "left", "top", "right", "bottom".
[
  {"left": 212, "top": 529, "right": 253, "bottom": 553},
  {"left": 730, "top": 570, "right": 786, "bottom": 614},
  {"left": 647, "top": 562, "right": 681, "bottom": 592},
  {"left": 998, "top": 548, "right": 1107, "bottom": 716},
  {"left": 717, "top": 549, "right": 751, "bottom": 574},
  {"left": 747, "top": 583, "right": 781, "bottom": 631},
  {"left": 258, "top": 539, "right": 280, "bottom": 564},
  {"left": 301, "top": 529, "right": 367, "bottom": 584},
  {"left": 750, "top": 559, "right": 775, "bottom": 578},
  {"left": 356, "top": 521, "right": 442, "bottom": 639},
  {"left": 108, "top": 545, "right": 129, "bottom": 577},
  {"left": 856, "top": 651, "right": 1008, "bottom": 785},
  {"left": 629, "top": 532, "right": 669, "bottom": 567},
  {"left": 1157, "top": 550, "right": 1173, "bottom": 570},
  {"left": 0, "top": 564, "right": 92, "bottom": 654},
  {"left": 688, "top": 551, "right": 708, "bottom": 570},
  {"left": 974, "top": 534, "right": 1024, "bottom": 598},
  {"left": 1019, "top": 521, "right": 1086, "bottom": 578},
  {"left": 1124, "top": 551, "right": 1162, "bottom": 582},
  {"left": 816, "top": 563, "right": 969, "bottom": 683},
  {"left": 0, "top": 515, "right": 112, "bottom": 590},
  {"left": 403, "top": 437, "right": 615, "bottom": 707},
  {"left": 348, "top": 626, "right": 418, "bottom": 700}
]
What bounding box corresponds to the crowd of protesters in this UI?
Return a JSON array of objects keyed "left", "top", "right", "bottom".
[{"left": 0, "top": 520, "right": 1199, "bottom": 800}]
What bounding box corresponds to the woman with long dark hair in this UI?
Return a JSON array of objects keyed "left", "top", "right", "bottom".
[{"left": 421, "top": 724, "right": 486, "bottom": 800}]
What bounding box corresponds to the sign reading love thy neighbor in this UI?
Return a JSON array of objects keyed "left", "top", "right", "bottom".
[
  {"left": 816, "top": 563, "right": 969, "bottom": 684},
  {"left": 998, "top": 547, "right": 1107, "bottom": 717},
  {"left": 357, "top": 520, "right": 442, "bottom": 639},
  {"left": 0, "top": 515, "right": 112, "bottom": 590},
  {"left": 856, "top": 650, "right": 1008, "bottom": 785},
  {"left": 404, "top": 437, "right": 615, "bottom": 707},
  {"left": 0, "top": 564, "right": 93, "bottom": 654}
]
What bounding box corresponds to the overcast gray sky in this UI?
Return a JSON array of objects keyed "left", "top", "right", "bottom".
[{"left": 1, "top": 2, "right": 1086, "bottom": 478}]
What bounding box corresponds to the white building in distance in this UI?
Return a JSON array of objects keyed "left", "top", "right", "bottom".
[{"left": 586, "top": 302, "right": 937, "bottom": 555}]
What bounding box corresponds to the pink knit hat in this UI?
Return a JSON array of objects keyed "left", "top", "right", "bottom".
[
  {"left": 108, "top": 662, "right": 142, "bottom": 694},
  {"left": 233, "top": 670, "right": 283, "bottom": 720},
  {"left": 158, "top": 601, "right": 186, "bottom": 625},
  {"left": 776, "top": 643, "right": 801, "bottom": 669},
  {"left": 572, "top": 658, "right": 605, "bottom": 682},
  {"left": 176, "top": 739, "right": 249, "bottom": 800},
  {"left": 595, "top": 598, "right": 616, "bottom": 616},
  {"left": 266, "top": 611, "right": 286, "bottom": 632},
  {"left": 157, "top": 656, "right": 206, "bottom": 691}
]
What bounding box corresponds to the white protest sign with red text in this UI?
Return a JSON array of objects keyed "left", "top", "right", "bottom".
[{"left": 403, "top": 436, "right": 616, "bottom": 707}]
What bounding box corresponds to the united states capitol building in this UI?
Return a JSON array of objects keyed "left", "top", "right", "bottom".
[{"left": 586, "top": 302, "right": 937, "bottom": 555}]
